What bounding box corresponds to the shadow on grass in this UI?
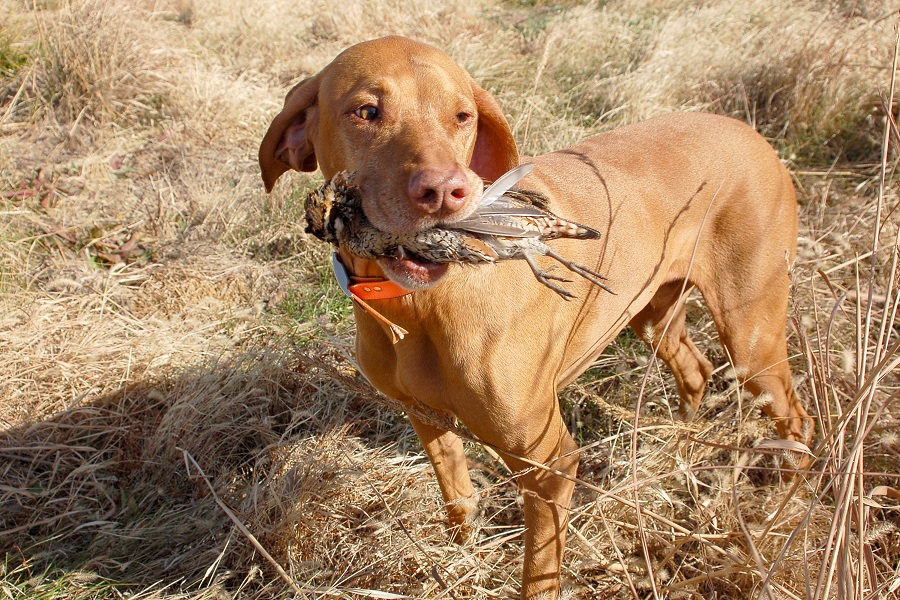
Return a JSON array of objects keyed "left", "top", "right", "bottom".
[{"left": 0, "top": 346, "right": 431, "bottom": 597}]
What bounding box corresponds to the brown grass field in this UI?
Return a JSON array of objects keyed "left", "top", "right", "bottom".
[{"left": 1, "top": 0, "right": 899, "bottom": 598}]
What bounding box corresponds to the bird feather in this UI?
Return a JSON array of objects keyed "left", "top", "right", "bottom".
[
  {"left": 478, "top": 163, "right": 535, "bottom": 207},
  {"left": 451, "top": 218, "right": 540, "bottom": 237}
]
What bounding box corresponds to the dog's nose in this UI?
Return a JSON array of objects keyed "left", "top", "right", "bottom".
[{"left": 408, "top": 168, "right": 471, "bottom": 216}]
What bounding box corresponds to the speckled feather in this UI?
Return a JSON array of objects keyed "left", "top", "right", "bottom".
[
  {"left": 304, "top": 173, "right": 499, "bottom": 263},
  {"left": 304, "top": 172, "right": 613, "bottom": 298}
]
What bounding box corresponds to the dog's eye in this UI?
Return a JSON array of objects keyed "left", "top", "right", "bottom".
[
  {"left": 456, "top": 112, "right": 472, "bottom": 125},
  {"left": 355, "top": 105, "right": 380, "bottom": 121}
]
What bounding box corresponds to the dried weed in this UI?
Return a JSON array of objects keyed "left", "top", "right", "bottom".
[{"left": 1, "top": 0, "right": 899, "bottom": 598}]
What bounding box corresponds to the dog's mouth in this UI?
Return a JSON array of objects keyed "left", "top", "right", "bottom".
[{"left": 377, "top": 246, "right": 449, "bottom": 290}]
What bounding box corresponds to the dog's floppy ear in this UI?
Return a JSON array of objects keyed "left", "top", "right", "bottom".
[
  {"left": 470, "top": 83, "right": 520, "bottom": 183},
  {"left": 259, "top": 75, "right": 320, "bottom": 193}
]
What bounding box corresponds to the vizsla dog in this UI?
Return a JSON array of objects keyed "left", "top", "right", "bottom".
[{"left": 259, "top": 36, "right": 813, "bottom": 599}]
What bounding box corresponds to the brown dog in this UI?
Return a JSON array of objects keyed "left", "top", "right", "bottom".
[{"left": 259, "top": 36, "right": 813, "bottom": 599}]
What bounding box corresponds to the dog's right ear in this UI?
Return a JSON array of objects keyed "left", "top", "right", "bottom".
[
  {"left": 470, "top": 82, "right": 520, "bottom": 183},
  {"left": 259, "top": 76, "right": 320, "bottom": 193}
]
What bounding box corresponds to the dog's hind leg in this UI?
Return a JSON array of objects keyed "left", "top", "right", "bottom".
[
  {"left": 702, "top": 270, "right": 814, "bottom": 449},
  {"left": 630, "top": 280, "right": 715, "bottom": 420}
]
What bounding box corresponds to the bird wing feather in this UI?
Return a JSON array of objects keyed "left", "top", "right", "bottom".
[
  {"left": 470, "top": 201, "right": 547, "bottom": 217},
  {"left": 450, "top": 216, "right": 540, "bottom": 237},
  {"left": 453, "top": 197, "right": 546, "bottom": 236},
  {"left": 478, "top": 163, "right": 535, "bottom": 207},
  {"left": 457, "top": 235, "right": 500, "bottom": 260}
]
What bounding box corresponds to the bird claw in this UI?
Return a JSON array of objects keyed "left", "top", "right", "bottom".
[
  {"left": 544, "top": 249, "right": 616, "bottom": 296},
  {"left": 539, "top": 266, "right": 572, "bottom": 282},
  {"left": 543, "top": 272, "right": 573, "bottom": 283},
  {"left": 524, "top": 254, "right": 576, "bottom": 300},
  {"left": 570, "top": 266, "right": 615, "bottom": 294},
  {"left": 537, "top": 275, "right": 577, "bottom": 300}
]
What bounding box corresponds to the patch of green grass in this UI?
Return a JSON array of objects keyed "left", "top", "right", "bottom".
[
  {"left": 780, "top": 97, "right": 879, "bottom": 165},
  {"left": 1, "top": 562, "right": 136, "bottom": 600},
  {"left": 0, "top": 23, "right": 28, "bottom": 115},
  {"left": 287, "top": 180, "right": 320, "bottom": 217},
  {"left": 578, "top": 328, "right": 645, "bottom": 381},
  {"left": 276, "top": 181, "right": 355, "bottom": 331},
  {"left": 278, "top": 260, "right": 354, "bottom": 334},
  {"left": 0, "top": 36, "right": 28, "bottom": 80},
  {"left": 505, "top": 6, "right": 566, "bottom": 40}
]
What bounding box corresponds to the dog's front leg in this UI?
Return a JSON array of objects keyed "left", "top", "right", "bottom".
[
  {"left": 408, "top": 416, "right": 479, "bottom": 542},
  {"left": 513, "top": 430, "right": 579, "bottom": 599},
  {"left": 468, "top": 399, "right": 580, "bottom": 600}
]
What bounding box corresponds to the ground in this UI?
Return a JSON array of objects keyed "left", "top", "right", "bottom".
[{"left": 1, "top": 0, "right": 899, "bottom": 598}]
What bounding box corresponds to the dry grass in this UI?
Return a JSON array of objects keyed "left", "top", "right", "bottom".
[{"left": 1, "top": 0, "right": 899, "bottom": 598}]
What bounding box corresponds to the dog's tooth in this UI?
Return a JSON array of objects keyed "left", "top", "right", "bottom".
[{"left": 397, "top": 245, "right": 407, "bottom": 259}]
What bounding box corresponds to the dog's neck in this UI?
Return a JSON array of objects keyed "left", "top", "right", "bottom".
[
  {"left": 335, "top": 248, "right": 413, "bottom": 343},
  {"left": 336, "top": 248, "right": 414, "bottom": 300},
  {"left": 337, "top": 248, "right": 388, "bottom": 281}
]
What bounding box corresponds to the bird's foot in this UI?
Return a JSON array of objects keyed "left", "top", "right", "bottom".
[
  {"left": 545, "top": 249, "right": 615, "bottom": 295},
  {"left": 524, "top": 254, "right": 576, "bottom": 300}
]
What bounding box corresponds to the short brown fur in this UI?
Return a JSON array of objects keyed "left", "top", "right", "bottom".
[{"left": 260, "top": 36, "right": 813, "bottom": 599}]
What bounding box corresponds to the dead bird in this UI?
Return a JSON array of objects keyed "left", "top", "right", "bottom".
[{"left": 305, "top": 166, "right": 613, "bottom": 299}]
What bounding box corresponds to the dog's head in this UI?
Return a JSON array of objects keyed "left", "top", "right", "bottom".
[{"left": 259, "top": 36, "right": 519, "bottom": 288}]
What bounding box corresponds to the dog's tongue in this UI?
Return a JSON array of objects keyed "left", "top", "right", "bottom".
[
  {"left": 396, "top": 253, "right": 448, "bottom": 282},
  {"left": 379, "top": 252, "right": 448, "bottom": 288}
]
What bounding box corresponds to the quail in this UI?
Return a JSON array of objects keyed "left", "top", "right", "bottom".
[{"left": 305, "top": 167, "right": 613, "bottom": 299}]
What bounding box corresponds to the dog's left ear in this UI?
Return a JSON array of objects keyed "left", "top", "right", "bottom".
[{"left": 470, "top": 83, "right": 520, "bottom": 182}]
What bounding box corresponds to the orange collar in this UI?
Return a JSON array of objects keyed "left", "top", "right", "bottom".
[
  {"left": 348, "top": 274, "right": 415, "bottom": 301},
  {"left": 332, "top": 252, "right": 412, "bottom": 343}
]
